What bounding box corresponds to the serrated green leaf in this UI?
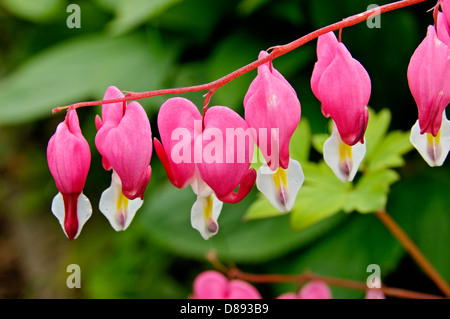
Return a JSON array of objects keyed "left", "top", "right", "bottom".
[
  {"left": 366, "top": 130, "right": 414, "bottom": 171},
  {"left": 288, "top": 161, "right": 350, "bottom": 230},
  {"left": 364, "top": 108, "right": 391, "bottom": 161},
  {"left": 290, "top": 185, "right": 348, "bottom": 231},
  {"left": 345, "top": 169, "right": 399, "bottom": 214},
  {"left": 302, "top": 161, "right": 349, "bottom": 189},
  {"left": 138, "top": 184, "right": 345, "bottom": 263},
  {"left": 243, "top": 194, "right": 286, "bottom": 221}
]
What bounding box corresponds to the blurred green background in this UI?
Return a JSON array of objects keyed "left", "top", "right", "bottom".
[{"left": 0, "top": 0, "right": 449, "bottom": 299}]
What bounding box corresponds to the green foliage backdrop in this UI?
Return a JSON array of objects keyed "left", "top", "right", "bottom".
[{"left": 0, "top": 0, "right": 448, "bottom": 299}]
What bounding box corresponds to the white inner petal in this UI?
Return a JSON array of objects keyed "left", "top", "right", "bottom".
[
  {"left": 190, "top": 167, "right": 213, "bottom": 197},
  {"left": 51, "top": 192, "right": 92, "bottom": 239},
  {"left": 191, "top": 192, "right": 223, "bottom": 240},
  {"left": 410, "top": 111, "right": 450, "bottom": 167},
  {"left": 256, "top": 158, "right": 304, "bottom": 212},
  {"left": 99, "top": 171, "right": 143, "bottom": 231},
  {"left": 323, "top": 122, "right": 366, "bottom": 182}
]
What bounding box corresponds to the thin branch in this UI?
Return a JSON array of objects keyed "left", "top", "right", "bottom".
[
  {"left": 375, "top": 210, "right": 450, "bottom": 297},
  {"left": 52, "top": 0, "right": 429, "bottom": 114},
  {"left": 207, "top": 250, "right": 445, "bottom": 299},
  {"left": 229, "top": 268, "right": 445, "bottom": 299}
]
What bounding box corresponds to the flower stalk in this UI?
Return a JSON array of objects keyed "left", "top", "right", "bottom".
[{"left": 52, "top": 0, "right": 429, "bottom": 114}]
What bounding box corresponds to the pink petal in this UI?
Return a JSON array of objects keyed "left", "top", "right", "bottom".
[
  {"left": 316, "top": 42, "right": 370, "bottom": 145},
  {"left": 437, "top": 11, "right": 450, "bottom": 47},
  {"left": 277, "top": 292, "right": 298, "bottom": 299},
  {"left": 227, "top": 280, "right": 262, "bottom": 299},
  {"left": 192, "top": 271, "right": 261, "bottom": 299},
  {"left": 365, "top": 289, "right": 386, "bottom": 299},
  {"left": 47, "top": 109, "right": 91, "bottom": 195},
  {"left": 96, "top": 101, "right": 152, "bottom": 200},
  {"left": 442, "top": 0, "right": 450, "bottom": 27},
  {"left": 157, "top": 97, "right": 202, "bottom": 188},
  {"left": 407, "top": 25, "right": 450, "bottom": 136},
  {"left": 244, "top": 52, "right": 301, "bottom": 169},
  {"left": 96, "top": 86, "right": 126, "bottom": 171},
  {"left": 197, "top": 106, "right": 255, "bottom": 201},
  {"left": 193, "top": 271, "right": 228, "bottom": 299},
  {"left": 311, "top": 31, "right": 339, "bottom": 100},
  {"left": 298, "top": 281, "right": 332, "bottom": 299},
  {"left": 101, "top": 85, "right": 126, "bottom": 127},
  {"left": 219, "top": 168, "right": 256, "bottom": 204}
]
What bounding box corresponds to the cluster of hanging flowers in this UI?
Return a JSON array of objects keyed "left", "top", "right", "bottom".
[
  {"left": 408, "top": 0, "right": 450, "bottom": 166},
  {"left": 47, "top": 28, "right": 374, "bottom": 240}
]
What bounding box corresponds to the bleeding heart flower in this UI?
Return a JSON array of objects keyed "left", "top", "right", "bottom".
[
  {"left": 192, "top": 271, "right": 262, "bottom": 299},
  {"left": 47, "top": 109, "right": 92, "bottom": 240},
  {"left": 95, "top": 86, "right": 152, "bottom": 231},
  {"left": 277, "top": 281, "right": 332, "bottom": 299},
  {"left": 155, "top": 97, "right": 256, "bottom": 239},
  {"left": 311, "top": 31, "right": 370, "bottom": 181},
  {"left": 408, "top": 25, "right": 450, "bottom": 166},
  {"left": 244, "top": 50, "right": 304, "bottom": 212}
]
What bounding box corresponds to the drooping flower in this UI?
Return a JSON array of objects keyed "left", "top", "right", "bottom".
[
  {"left": 277, "top": 281, "right": 332, "bottom": 299},
  {"left": 408, "top": 25, "right": 450, "bottom": 166},
  {"left": 155, "top": 97, "right": 256, "bottom": 239},
  {"left": 95, "top": 86, "right": 152, "bottom": 231},
  {"left": 47, "top": 109, "right": 92, "bottom": 240},
  {"left": 311, "top": 31, "right": 371, "bottom": 182},
  {"left": 244, "top": 50, "right": 304, "bottom": 212},
  {"left": 192, "top": 271, "right": 262, "bottom": 299}
]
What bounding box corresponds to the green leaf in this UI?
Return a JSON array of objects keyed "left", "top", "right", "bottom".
[
  {"left": 311, "top": 133, "right": 328, "bottom": 154},
  {"left": 290, "top": 185, "right": 348, "bottom": 231},
  {"left": 289, "top": 162, "right": 351, "bottom": 230},
  {"left": 1, "top": 0, "right": 65, "bottom": 23},
  {"left": 364, "top": 108, "right": 391, "bottom": 161},
  {"left": 243, "top": 194, "right": 286, "bottom": 221},
  {"left": 365, "top": 130, "right": 414, "bottom": 171},
  {"left": 0, "top": 33, "right": 174, "bottom": 125},
  {"left": 107, "top": 0, "right": 182, "bottom": 35},
  {"left": 289, "top": 118, "right": 311, "bottom": 163},
  {"left": 345, "top": 169, "right": 399, "bottom": 214},
  {"left": 301, "top": 161, "right": 347, "bottom": 190},
  {"left": 138, "top": 184, "right": 345, "bottom": 263}
]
